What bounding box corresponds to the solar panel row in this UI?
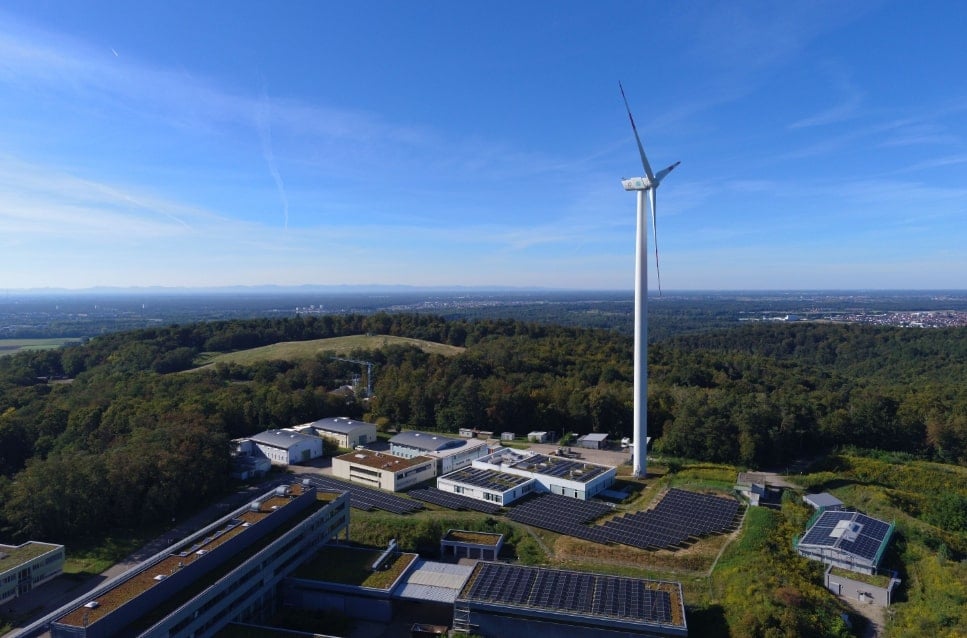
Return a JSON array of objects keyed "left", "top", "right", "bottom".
[
  {"left": 442, "top": 466, "right": 530, "bottom": 491},
  {"left": 506, "top": 494, "right": 613, "bottom": 542},
  {"left": 306, "top": 475, "right": 423, "bottom": 514},
  {"left": 511, "top": 454, "right": 608, "bottom": 483},
  {"left": 408, "top": 487, "right": 503, "bottom": 514},
  {"left": 600, "top": 489, "right": 740, "bottom": 550},
  {"left": 506, "top": 489, "right": 739, "bottom": 551}
]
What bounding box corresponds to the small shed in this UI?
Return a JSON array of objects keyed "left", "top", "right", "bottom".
[
  {"left": 500, "top": 432, "right": 515, "bottom": 442},
  {"left": 440, "top": 529, "right": 504, "bottom": 561},
  {"left": 577, "top": 433, "right": 608, "bottom": 449},
  {"left": 804, "top": 492, "right": 844, "bottom": 511}
]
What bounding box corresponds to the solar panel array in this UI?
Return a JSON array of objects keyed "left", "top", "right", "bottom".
[
  {"left": 600, "top": 488, "right": 741, "bottom": 550},
  {"left": 461, "top": 563, "right": 675, "bottom": 626},
  {"left": 508, "top": 454, "right": 607, "bottom": 483},
  {"left": 506, "top": 494, "right": 613, "bottom": 543},
  {"left": 506, "top": 489, "right": 739, "bottom": 550},
  {"left": 408, "top": 487, "right": 503, "bottom": 514},
  {"left": 304, "top": 475, "right": 423, "bottom": 514},
  {"left": 799, "top": 510, "right": 892, "bottom": 563},
  {"left": 441, "top": 466, "right": 531, "bottom": 491}
]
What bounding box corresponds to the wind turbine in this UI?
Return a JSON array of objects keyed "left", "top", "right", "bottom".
[{"left": 619, "top": 82, "right": 680, "bottom": 479}]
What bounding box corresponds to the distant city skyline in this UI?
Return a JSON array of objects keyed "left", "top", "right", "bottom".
[{"left": 1, "top": 2, "right": 965, "bottom": 290}]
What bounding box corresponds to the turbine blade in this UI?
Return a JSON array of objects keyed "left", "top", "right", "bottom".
[
  {"left": 650, "top": 189, "right": 662, "bottom": 296},
  {"left": 654, "top": 160, "right": 681, "bottom": 186},
  {"left": 619, "top": 82, "right": 655, "bottom": 182}
]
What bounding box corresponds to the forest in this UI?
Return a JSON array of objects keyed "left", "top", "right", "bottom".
[{"left": 0, "top": 312, "right": 965, "bottom": 546}]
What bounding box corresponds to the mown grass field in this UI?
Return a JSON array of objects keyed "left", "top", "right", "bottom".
[
  {"left": 192, "top": 334, "right": 465, "bottom": 369},
  {"left": 0, "top": 338, "right": 81, "bottom": 356}
]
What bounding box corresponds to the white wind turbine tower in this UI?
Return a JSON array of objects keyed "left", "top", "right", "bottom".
[{"left": 619, "top": 82, "right": 680, "bottom": 479}]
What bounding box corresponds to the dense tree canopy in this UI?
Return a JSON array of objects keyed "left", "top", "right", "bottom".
[{"left": 0, "top": 313, "right": 964, "bottom": 543}]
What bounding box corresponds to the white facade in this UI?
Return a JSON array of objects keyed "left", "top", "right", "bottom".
[
  {"left": 470, "top": 448, "right": 616, "bottom": 501},
  {"left": 437, "top": 471, "right": 536, "bottom": 506}
]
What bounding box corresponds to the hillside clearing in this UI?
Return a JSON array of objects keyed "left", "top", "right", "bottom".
[{"left": 192, "top": 334, "right": 464, "bottom": 369}]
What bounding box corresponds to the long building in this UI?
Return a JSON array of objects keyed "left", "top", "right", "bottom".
[{"left": 46, "top": 482, "right": 349, "bottom": 638}]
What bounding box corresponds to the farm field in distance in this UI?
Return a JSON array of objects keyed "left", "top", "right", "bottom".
[{"left": 0, "top": 338, "right": 81, "bottom": 356}]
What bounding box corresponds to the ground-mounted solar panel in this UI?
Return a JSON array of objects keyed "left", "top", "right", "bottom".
[
  {"left": 408, "top": 487, "right": 503, "bottom": 514},
  {"left": 305, "top": 475, "right": 422, "bottom": 514},
  {"left": 597, "top": 488, "right": 740, "bottom": 551}
]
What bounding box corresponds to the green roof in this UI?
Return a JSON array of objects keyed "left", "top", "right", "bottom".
[{"left": 0, "top": 542, "right": 63, "bottom": 572}]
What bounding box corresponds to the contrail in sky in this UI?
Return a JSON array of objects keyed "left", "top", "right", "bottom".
[{"left": 257, "top": 85, "right": 289, "bottom": 230}]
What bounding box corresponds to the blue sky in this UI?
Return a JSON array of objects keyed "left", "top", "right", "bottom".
[{"left": 1, "top": 1, "right": 965, "bottom": 291}]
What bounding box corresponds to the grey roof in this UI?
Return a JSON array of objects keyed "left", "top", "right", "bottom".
[
  {"left": 310, "top": 417, "right": 377, "bottom": 435},
  {"left": 249, "top": 429, "right": 317, "bottom": 450},
  {"left": 578, "top": 433, "right": 609, "bottom": 442},
  {"left": 393, "top": 559, "right": 474, "bottom": 603},
  {"left": 803, "top": 492, "right": 844, "bottom": 509},
  {"left": 390, "top": 431, "right": 465, "bottom": 452}
]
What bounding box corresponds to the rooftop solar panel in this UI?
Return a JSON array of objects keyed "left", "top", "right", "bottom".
[
  {"left": 798, "top": 509, "right": 893, "bottom": 566},
  {"left": 459, "top": 563, "right": 682, "bottom": 629}
]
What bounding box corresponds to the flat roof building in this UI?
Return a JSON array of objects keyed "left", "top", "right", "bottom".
[
  {"left": 803, "top": 492, "right": 844, "bottom": 511},
  {"left": 0, "top": 541, "right": 64, "bottom": 605},
  {"left": 332, "top": 449, "right": 436, "bottom": 492},
  {"left": 437, "top": 447, "right": 616, "bottom": 504},
  {"left": 454, "top": 562, "right": 687, "bottom": 637},
  {"left": 45, "top": 483, "right": 349, "bottom": 638}
]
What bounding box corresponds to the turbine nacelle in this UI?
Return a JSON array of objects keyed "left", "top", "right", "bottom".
[
  {"left": 621, "top": 176, "right": 653, "bottom": 191},
  {"left": 621, "top": 161, "right": 680, "bottom": 191}
]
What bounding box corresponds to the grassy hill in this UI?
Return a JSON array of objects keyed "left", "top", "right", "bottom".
[{"left": 192, "top": 334, "right": 464, "bottom": 369}]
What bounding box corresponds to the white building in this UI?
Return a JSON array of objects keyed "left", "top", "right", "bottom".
[
  {"left": 526, "top": 431, "right": 554, "bottom": 443},
  {"left": 437, "top": 447, "right": 616, "bottom": 504},
  {"left": 389, "top": 431, "right": 491, "bottom": 475},
  {"left": 242, "top": 429, "right": 324, "bottom": 466},
  {"left": 302, "top": 416, "right": 378, "bottom": 449}
]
